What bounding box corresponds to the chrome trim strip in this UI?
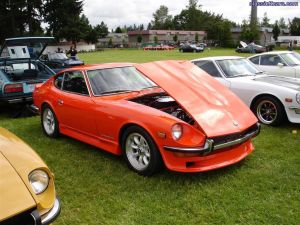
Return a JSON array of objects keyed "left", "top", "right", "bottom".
[
  {"left": 164, "top": 123, "right": 260, "bottom": 154},
  {"left": 41, "top": 197, "right": 61, "bottom": 225},
  {"left": 289, "top": 106, "right": 300, "bottom": 110}
]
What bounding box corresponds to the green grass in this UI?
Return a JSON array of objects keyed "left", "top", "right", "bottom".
[{"left": 1, "top": 48, "right": 300, "bottom": 225}]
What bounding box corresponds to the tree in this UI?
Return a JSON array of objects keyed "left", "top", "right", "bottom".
[
  {"left": 272, "top": 21, "right": 280, "bottom": 41},
  {"left": 115, "top": 27, "right": 122, "bottom": 33},
  {"left": 173, "top": 34, "right": 178, "bottom": 42},
  {"left": 154, "top": 36, "right": 158, "bottom": 44},
  {"left": 240, "top": 20, "right": 259, "bottom": 43},
  {"left": 151, "top": 5, "right": 173, "bottom": 29},
  {"left": 289, "top": 17, "right": 300, "bottom": 35},
  {"left": 0, "top": 0, "right": 44, "bottom": 42},
  {"left": 108, "top": 38, "right": 113, "bottom": 47},
  {"left": 261, "top": 12, "right": 271, "bottom": 27},
  {"left": 137, "top": 34, "right": 142, "bottom": 43},
  {"left": 94, "top": 21, "right": 109, "bottom": 38},
  {"left": 44, "top": 0, "right": 83, "bottom": 43},
  {"left": 195, "top": 33, "right": 199, "bottom": 42},
  {"left": 278, "top": 17, "right": 287, "bottom": 29},
  {"left": 147, "top": 23, "right": 152, "bottom": 30}
]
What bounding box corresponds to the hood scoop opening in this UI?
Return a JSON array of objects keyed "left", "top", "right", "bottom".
[{"left": 129, "top": 93, "right": 195, "bottom": 125}]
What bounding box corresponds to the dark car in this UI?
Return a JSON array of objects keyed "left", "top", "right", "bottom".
[
  {"left": 40, "top": 52, "right": 84, "bottom": 72},
  {"left": 179, "top": 44, "right": 204, "bottom": 53},
  {"left": 236, "top": 43, "right": 266, "bottom": 53},
  {"left": 0, "top": 37, "right": 55, "bottom": 105}
]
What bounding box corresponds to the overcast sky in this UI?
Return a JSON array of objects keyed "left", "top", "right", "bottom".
[{"left": 82, "top": 0, "right": 300, "bottom": 30}]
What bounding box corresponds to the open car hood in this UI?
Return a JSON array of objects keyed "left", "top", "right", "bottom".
[
  {"left": 240, "top": 41, "right": 248, "bottom": 48},
  {"left": 135, "top": 61, "right": 258, "bottom": 137},
  {"left": 0, "top": 37, "right": 54, "bottom": 60}
]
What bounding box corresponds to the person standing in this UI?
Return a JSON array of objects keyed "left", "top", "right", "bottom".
[{"left": 67, "top": 46, "right": 78, "bottom": 59}]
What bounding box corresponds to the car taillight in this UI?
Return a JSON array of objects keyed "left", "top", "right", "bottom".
[{"left": 4, "top": 84, "right": 23, "bottom": 93}]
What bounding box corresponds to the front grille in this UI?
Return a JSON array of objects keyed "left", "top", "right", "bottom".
[
  {"left": 212, "top": 123, "right": 259, "bottom": 147},
  {"left": 0, "top": 208, "right": 40, "bottom": 225}
]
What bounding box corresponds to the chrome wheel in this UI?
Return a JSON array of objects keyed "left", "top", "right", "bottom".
[
  {"left": 43, "top": 108, "right": 55, "bottom": 135},
  {"left": 125, "top": 133, "right": 151, "bottom": 171},
  {"left": 257, "top": 100, "right": 277, "bottom": 124}
]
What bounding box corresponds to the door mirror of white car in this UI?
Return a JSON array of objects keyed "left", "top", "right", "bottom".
[{"left": 277, "top": 63, "right": 284, "bottom": 68}]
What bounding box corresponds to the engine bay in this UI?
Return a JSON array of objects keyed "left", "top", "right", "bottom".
[{"left": 129, "top": 93, "right": 195, "bottom": 125}]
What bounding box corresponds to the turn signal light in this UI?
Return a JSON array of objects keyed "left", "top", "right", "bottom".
[{"left": 4, "top": 84, "right": 23, "bottom": 93}]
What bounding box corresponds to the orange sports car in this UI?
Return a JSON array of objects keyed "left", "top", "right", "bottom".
[{"left": 32, "top": 60, "right": 260, "bottom": 176}]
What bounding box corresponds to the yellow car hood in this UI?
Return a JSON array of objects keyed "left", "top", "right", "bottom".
[
  {"left": 0, "top": 127, "right": 55, "bottom": 220},
  {"left": 0, "top": 152, "right": 36, "bottom": 221}
]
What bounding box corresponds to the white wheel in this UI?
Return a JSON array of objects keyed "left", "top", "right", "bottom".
[{"left": 42, "top": 106, "right": 59, "bottom": 137}]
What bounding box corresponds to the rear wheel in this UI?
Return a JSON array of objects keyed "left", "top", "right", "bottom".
[
  {"left": 121, "top": 126, "right": 163, "bottom": 176},
  {"left": 41, "top": 105, "right": 59, "bottom": 138},
  {"left": 252, "top": 96, "right": 285, "bottom": 126}
]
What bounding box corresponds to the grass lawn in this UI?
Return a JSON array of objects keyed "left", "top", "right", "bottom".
[{"left": 1, "top": 48, "right": 300, "bottom": 225}]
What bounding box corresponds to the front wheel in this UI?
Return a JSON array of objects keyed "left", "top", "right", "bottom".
[
  {"left": 121, "top": 126, "right": 163, "bottom": 176},
  {"left": 41, "top": 105, "right": 60, "bottom": 138},
  {"left": 252, "top": 96, "right": 285, "bottom": 126}
]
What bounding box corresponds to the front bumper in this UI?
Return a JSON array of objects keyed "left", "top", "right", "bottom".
[
  {"left": 164, "top": 123, "right": 260, "bottom": 154},
  {"left": 1, "top": 197, "right": 60, "bottom": 225},
  {"left": 40, "top": 197, "right": 61, "bottom": 225},
  {"left": 161, "top": 123, "right": 260, "bottom": 173}
]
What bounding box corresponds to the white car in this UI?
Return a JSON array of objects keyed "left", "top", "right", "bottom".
[
  {"left": 192, "top": 56, "right": 300, "bottom": 126},
  {"left": 248, "top": 51, "right": 300, "bottom": 78}
]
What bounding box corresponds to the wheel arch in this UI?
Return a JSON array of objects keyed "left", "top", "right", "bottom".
[
  {"left": 250, "top": 93, "right": 285, "bottom": 112},
  {"left": 118, "top": 122, "right": 157, "bottom": 149}
]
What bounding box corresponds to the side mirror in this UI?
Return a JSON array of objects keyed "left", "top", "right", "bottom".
[{"left": 277, "top": 62, "right": 284, "bottom": 68}]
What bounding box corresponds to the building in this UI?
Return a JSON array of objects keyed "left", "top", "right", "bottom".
[
  {"left": 98, "top": 33, "right": 128, "bottom": 47},
  {"left": 277, "top": 36, "right": 300, "bottom": 47},
  {"left": 231, "top": 27, "right": 290, "bottom": 46},
  {"left": 128, "top": 30, "right": 207, "bottom": 46}
]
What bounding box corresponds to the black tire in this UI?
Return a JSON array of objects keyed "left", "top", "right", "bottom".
[
  {"left": 121, "top": 126, "right": 163, "bottom": 176},
  {"left": 252, "top": 96, "right": 286, "bottom": 126},
  {"left": 41, "top": 104, "right": 60, "bottom": 138}
]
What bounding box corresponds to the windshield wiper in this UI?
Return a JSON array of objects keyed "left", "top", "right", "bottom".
[
  {"left": 230, "top": 74, "right": 252, "bottom": 77},
  {"left": 140, "top": 86, "right": 159, "bottom": 90},
  {"left": 100, "top": 89, "right": 137, "bottom": 95},
  {"left": 255, "top": 71, "right": 264, "bottom": 75}
]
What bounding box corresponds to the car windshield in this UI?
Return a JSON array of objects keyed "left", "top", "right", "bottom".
[
  {"left": 280, "top": 52, "right": 300, "bottom": 66},
  {"left": 86, "top": 66, "right": 157, "bottom": 95},
  {"left": 216, "top": 58, "right": 262, "bottom": 77},
  {"left": 48, "top": 53, "right": 68, "bottom": 60}
]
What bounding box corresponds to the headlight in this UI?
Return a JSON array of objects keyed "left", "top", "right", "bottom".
[
  {"left": 28, "top": 169, "right": 49, "bottom": 194},
  {"left": 171, "top": 124, "right": 183, "bottom": 140},
  {"left": 296, "top": 93, "right": 300, "bottom": 104}
]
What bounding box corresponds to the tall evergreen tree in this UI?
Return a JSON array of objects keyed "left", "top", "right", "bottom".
[
  {"left": 272, "top": 21, "right": 280, "bottom": 41},
  {"left": 43, "top": 0, "right": 83, "bottom": 43}
]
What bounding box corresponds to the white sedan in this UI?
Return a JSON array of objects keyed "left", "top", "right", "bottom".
[
  {"left": 248, "top": 51, "right": 300, "bottom": 78},
  {"left": 192, "top": 56, "right": 300, "bottom": 126}
]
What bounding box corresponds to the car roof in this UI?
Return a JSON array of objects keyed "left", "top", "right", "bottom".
[
  {"left": 191, "top": 56, "right": 244, "bottom": 61},
  {"left": 248, "top": 51, "right": 294, "bottom": 58}
]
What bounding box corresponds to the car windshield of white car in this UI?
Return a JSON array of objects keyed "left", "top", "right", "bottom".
[
  {"left": 86, "top": 66, "right": 157, "bottom": 95},
  {"left": 280, "top": 53, "right": 300, "bottom": 66},
  {"left": 217, "top": 59, "right": 261, "bottom": 77}
]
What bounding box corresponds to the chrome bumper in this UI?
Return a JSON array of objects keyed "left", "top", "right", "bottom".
[
  {"left": 41, "top": 198, "right": 61, "bottom": 225},
  {"left": 164, "top": 123, "right": 260, "bottom": 154}
]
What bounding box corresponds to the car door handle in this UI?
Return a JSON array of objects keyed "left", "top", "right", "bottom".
[{"left": 58, "top": 99, "right": 64, "bottom": 105}]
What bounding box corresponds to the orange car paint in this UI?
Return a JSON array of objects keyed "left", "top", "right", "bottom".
[{"left": 33, "top": 61, "right": 258, "bottom": 173}]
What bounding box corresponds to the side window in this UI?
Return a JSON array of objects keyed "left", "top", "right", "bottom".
[
  {"left": 54, "top": 74, "right": 63, "bottom": 89},
  {"left": 249, "top": 56, "right": 259, "bottom": 65},
  {"left": 260, "top": 55, "right": 285, "bottom": 66},
  {"left": 62, "top": 71, "right": 89, "bottom": 95},
  {"left": 194, "top": 61, "right": 222, "bottom": 77}
]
